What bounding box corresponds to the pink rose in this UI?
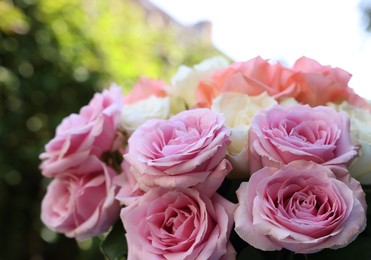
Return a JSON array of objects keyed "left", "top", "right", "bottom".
[
  {"left": 40, "top": 85, "right": 123, "bottom": 177},
  {"left": 114, "top": 154, "right": 145, "bottom": 206},
  {"left": 124, "top": 108, "right": 232, "bottom": 196},
  {"left": 195, "top": 56, "right": 297, "bottom": 108},
  {"left": 292, "top": 56, "right": 368, "bottom": 107},
  {"left": 235, "top": 161, "right": 366, "bottom": 254},
  {"left": 124, "top": 77, "right": 168, "bottom": 104},
  {"left": 249, "top": 104, "right": 358, "bottom": 177},
  {"left": 121, "top": 188, "right": 236, "bottom": 260},
  {"left": 41, "top": 156, "right": 120, "bottom": 240}
]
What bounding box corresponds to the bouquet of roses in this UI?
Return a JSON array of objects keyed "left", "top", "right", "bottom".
[{"left": 39, "top": 56, "right": 371, "bottom": 260}]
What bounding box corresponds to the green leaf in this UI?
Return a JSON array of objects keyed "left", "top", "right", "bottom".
[{"left": 100, "top": 220, "right": 127, "bottom": 260}]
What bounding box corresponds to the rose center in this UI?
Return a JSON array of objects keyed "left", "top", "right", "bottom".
[
  {"left": 288, "top": 192, "right": 319, "bottom": 216},
  {"left": 164, "top": 207, "right": 192, "bottom": 235}
]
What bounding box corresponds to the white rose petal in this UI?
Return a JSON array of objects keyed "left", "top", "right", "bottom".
[
  {"left": 212, "top": 92, "right": 277, "bottom": 154},
  {"left": 349, "top": 140, "right": 371, "bottom": 183},
  {"left": 121, "top": 96, "right": 170, "bottom": 134},
  {"left": 279, "top": 97, "right": 300, "bottom": 107},
  {"left": 169, "top": 56, "right": 229, "bottom": 108},
  {"left": 329, "top": 101, "right": 371, "bottom": 184},
  {"left": 212, "top": 92, "right": 277, "bottom": 178},
  {"left": 229, "top": 125, "right": 249, "bottom": 155}
]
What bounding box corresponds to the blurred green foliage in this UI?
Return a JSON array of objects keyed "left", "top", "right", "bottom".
[{"left": 0, "top": 0, "right": 222, "bottom": 259}]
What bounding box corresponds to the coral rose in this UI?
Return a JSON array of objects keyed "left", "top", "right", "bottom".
[
  {"left": 124, "top": 77, "right": 167, "bottom": 104},
  {"left": 195, "top": 56, "right": 370, "bottom": 109},
  {"left": 196, "top": 56, "right": 297, "bottom": 108},
  {"left": 292, "top": 56, "right": 368, "bottom": 107}
]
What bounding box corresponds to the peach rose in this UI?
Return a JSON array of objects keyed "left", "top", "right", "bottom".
[
  {"left": 124, "top": 77, "right": 168, "bottom": 104},
  {"left": 292, "top": 57, "right": 369, "bottom": 107},
  {"left": 195, "top": 56, "right": 370, "bottom": 109},
  {"left": 196, "top": 56, "right": 297, "bottom": 108}
]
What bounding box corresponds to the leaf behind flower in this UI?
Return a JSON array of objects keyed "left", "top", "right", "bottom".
[{"left": 100, "top": 220, "right": 127, "bottom": 260}]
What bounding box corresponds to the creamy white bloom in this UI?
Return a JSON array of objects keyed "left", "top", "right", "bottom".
[
  {"left": 169, "top": 56, "right": 229, "bottom": 108},
  {"left": 121, "top": 96, "right": 170, "bottom": 134},
  {"left": 329, "top": 101, "right": 371, "bottom": 184},
  {"left": 212, "top": 92, "right": 277, "bottom": 155},
  {"left": 279, "top": 97, "right": 300, "bottom": 107},
  {"left": 212, "top": 92, "right": 277, "bottom": 178}
]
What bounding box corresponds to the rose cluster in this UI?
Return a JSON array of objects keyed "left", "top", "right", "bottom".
[
  {"left": 40, "top": 56, "right": 371, "bottom": 259},
  {"left": 40, "top": 86, "right": 123, "bottom": 240}
]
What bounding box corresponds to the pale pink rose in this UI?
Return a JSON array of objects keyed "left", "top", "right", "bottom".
[
  {"left": 195, "top": 56, "right": 297, "bottom": 108},
  {"left": 292, "top": 56, "right": 369, "bottom": 107},
  {"left": 41, "top": 156, "right": 120, "bottom": 240},
  {"left": 121, "top": 188, "right": 236, "bottom": 260},
  {"left": 234, "top": 161, "right": 366, "bottom": 254},
  {"left": 124, "top": 77, "right": 168, "bottom": 104},
  {"left": 114, "top": 156, "right": 145, "bottom": 206},
  {"left": 249, "top": 104, "right": 358, "bottom": 177},
  {"left": 39, "top": 85, "right": 123, "bottom": 177},
  {"left": 124, "top": 108, "right": 232, "bottom": 196}
]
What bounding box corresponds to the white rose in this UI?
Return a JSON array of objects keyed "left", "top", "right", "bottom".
[
  {"left": 168, "top": 56, "right": 229, "bottom": 109},
  {"left": 121, "top": 96, "right": 170, "bottom": 134},
  {"left": 328, "top": 101, "right": 371, "bottom": 184},
  {"left": 212, "top": 92, "right": 277, "bottom": 178},
  {"left": 279, "top": 97, "right": 300, "bottom": 107}
]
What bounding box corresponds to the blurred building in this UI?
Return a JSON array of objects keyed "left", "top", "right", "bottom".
[{"left": 132, "top": 0, "right": 213, "bottom": 45}]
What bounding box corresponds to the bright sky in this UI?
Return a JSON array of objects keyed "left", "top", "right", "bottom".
[{"left": 149, "top": 0, "right": 371, "bottom": 100}]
